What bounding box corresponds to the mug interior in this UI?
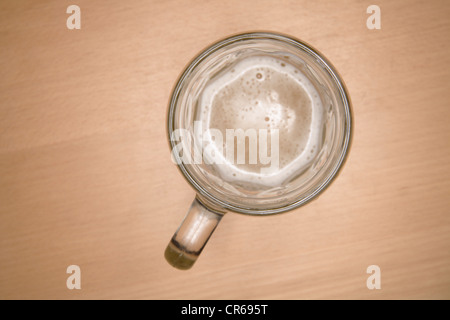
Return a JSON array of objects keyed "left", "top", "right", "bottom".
[{"left": 168, "top": 32, "right": 352, "bottom": 214}]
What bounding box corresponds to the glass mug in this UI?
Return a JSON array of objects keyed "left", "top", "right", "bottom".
[{"left": 165, "top": 32, "right": 352, "bottom": 270}]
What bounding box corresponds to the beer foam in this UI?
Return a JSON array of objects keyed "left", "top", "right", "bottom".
[{"left": 197, "top": 56, "right": 324, "bottom": 188}]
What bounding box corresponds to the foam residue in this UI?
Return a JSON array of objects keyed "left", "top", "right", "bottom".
[{"left": 197, "top": 56, "right": 324, "bottom": 187}]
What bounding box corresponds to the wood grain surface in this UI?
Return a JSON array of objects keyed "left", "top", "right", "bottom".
[{"left": 1, "top": 0, "right": 449, "bottom": 300}]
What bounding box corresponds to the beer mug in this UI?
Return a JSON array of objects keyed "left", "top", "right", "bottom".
[{"left": 165, "top": 32, "right": 352, "bottom": 269}]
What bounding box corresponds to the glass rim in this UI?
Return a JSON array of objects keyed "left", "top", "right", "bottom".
[{"left": 167, "top": 31, "right": 353, "bottom": 215}]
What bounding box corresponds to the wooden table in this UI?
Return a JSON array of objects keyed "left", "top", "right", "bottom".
[{"left": 1, "top": 0, "right": 449, "bottom": 300}]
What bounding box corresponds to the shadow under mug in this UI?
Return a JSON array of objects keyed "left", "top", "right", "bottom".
[{"left": 165, "top": 32, "right": 352, "bottom": 270}]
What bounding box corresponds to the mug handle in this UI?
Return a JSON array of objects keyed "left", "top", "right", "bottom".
[{"left": 165, "top": 196, "right": 225, "bottom": 270}]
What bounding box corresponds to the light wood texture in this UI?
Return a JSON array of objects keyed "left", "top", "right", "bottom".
[{"left": 1, "top": 0, "right": 449, "bottom": 300}]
